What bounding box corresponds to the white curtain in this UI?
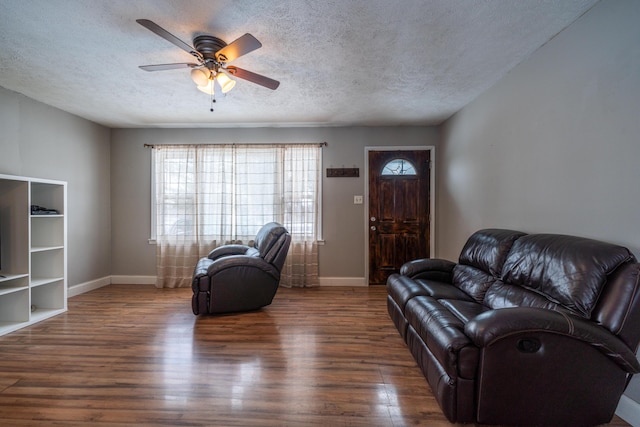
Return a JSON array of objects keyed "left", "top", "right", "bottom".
[{"left": 154, "top": 144, "right": 321, "bottom": 288}]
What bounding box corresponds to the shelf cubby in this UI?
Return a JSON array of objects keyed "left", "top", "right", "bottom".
[
  {"left": 0, "top": 178, "right": 29, "bottom": 277},
  {"left": 31, "top": 215, "right": 64, "bottom": 249},
  {"left": 0, "top": 288, "right": 30, "bottom": 335},
  {"left": 31, "top": 247, "right": 64, "bottom": 283},
  {"left": 0, "top": 274, "right": 29, "bottom": 296},
  {"left": 31, "top": 280, "right": 66, "bottom": 320},
  {"left": 31, "top": 182, "right": 65, "bottom": 215}
]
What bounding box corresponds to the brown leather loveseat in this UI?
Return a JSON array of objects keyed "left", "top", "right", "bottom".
[{"left": 387, "top": 229, "right": 640, "bottom": 425}]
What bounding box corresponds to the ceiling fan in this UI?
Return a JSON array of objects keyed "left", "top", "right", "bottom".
[{"left": 136, "top": 19, "right": 279, "bottom": 100}]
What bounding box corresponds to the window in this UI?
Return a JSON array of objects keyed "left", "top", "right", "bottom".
[
  {"left": 153, "top": 144, "right": 321, "bottom": 242},
  {"left": 381, "top": 158, "right": 417, "bottom": 176},
  {"left": 151, "top": 144, "right": 322, "bottom": 288}
]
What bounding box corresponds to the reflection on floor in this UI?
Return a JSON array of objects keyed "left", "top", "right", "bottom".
[{"left": 0, "top": 284, "right": 630, "bottom": 426}]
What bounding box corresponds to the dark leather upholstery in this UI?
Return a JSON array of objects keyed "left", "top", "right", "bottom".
[
  {"left": 191, "top": 222, "right": 291, "bottom": 314},
  {"left": 387, "top": 228, "right": 640, "bottom": 425}
]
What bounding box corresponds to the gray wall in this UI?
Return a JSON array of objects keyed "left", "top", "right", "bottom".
[
  {"left": 0, "top": 87, "right": 112, "bottom": 287},
  {"left": 110, "top": 126, "right": 439, "bottom": 279},
  {"left": 438, "top": 0, "right": 640, "bottom": 403}
]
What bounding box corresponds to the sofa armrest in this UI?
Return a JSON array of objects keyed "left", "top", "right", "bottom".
[
  {"left": 400, "top": 258, "right": 456, "bottom": 281},
  {"left": 465, "top": 307, "right": 640, "bottom": 373},
  {"left": 208, "top": 244, "right": 251, "bottom": 260}
]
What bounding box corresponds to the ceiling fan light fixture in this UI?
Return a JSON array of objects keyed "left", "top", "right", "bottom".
[
  {"left": 137, "top": 19, "right": 279, "bottom": 110},
  {"left": 216, "top": 71, "right": 236, "bottom": 93},
  {"left": 197, "top": 78, "right": 215, "bottom": 95},
  {"left": 190, "top": 67, "right": 211, "bottom": 86}
]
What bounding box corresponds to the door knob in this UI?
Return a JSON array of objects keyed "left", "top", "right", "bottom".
[{"left": 370, "top": 226, "right": 376, "bottom": 231}]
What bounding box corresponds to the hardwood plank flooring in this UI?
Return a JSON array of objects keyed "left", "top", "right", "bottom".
[{"left": 0, "top": 285, "right": 631, "bottom": 426}]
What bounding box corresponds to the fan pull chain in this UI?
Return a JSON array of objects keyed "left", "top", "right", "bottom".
[{"left": 210, "top": 90, "right": 216, "bottom": 112}]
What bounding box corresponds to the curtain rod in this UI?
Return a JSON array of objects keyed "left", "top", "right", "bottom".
[{"left": 144, "top": 142, "right": 328, "bottom": 148}]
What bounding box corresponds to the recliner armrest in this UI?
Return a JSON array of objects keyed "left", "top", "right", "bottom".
[
  {"left": 400, "top": 258, "right": 456, "bottom": 281},
  {"left": 465, "top": 307, "right": 640, "bottom": 373},
  {"left": 207, "top": 255, "right": 279, "bottom": 279},
  {"left": 208, "top": 244, "right": 251, "bottom": 260}
]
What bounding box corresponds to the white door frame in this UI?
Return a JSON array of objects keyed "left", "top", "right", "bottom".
[{"left": 364, "top": 146, "right": 436, "bottom": 285}]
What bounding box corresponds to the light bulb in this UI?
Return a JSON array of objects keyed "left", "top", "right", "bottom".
[
  {"left": 190, "top": 68, "right": 211, "bottom": 87},
  {"left": 216, "top": 71, "right": 236, "bottom": 93},
  {"left": 197, "top": 79, "right": 215, "bottom": 95}
]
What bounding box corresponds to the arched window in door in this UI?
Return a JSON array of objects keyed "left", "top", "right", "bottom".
[{"left": 381, "top": 158, "right": 417, "bottom": 176}]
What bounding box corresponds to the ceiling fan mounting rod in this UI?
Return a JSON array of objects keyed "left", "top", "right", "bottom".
[{"left": 203, "top": 60, "right": 221, "bottom": 72}]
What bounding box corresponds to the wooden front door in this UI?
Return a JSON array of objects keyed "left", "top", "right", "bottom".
[{"left": 368, "top": 150, "right": 430, "bottom": 285}]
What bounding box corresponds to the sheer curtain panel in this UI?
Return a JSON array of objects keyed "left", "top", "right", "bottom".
[{"left": 154, "top": 144, "right": 321, "bottom": 288}]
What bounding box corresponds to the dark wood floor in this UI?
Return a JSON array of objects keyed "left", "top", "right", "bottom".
[{"left": 0, "top": 285, "right": 631, "bottom": 426}]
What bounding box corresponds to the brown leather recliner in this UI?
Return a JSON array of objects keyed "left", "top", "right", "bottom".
[
  {"left": 387, "top": 229, "right": 640, "bottom": 425},
  {"left": 191, "top": 222, "right": 291, "bottom": 315}
]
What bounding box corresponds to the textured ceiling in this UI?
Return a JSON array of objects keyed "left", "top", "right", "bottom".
[{"left": 0, "top": 0, "right": 598, "bottom": 128}]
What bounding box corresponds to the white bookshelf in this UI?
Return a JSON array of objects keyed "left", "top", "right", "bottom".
[{"left": 0, "top": 174, "right": 67, "bottom": 336}]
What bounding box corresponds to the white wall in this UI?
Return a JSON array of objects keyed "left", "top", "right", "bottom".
[
  {"left": 110, "top": 126, "right": 440, "bottom": 280},
  {"left": 0, "top": 86, "right": 112, "bottom": 287},
  {"left": 438, "top": 0, "right": 640, "bottom": 407}
]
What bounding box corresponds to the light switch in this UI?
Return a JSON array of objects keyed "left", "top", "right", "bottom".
[{"left": 354, "top": 195, "right": 363, "bottom": 204}]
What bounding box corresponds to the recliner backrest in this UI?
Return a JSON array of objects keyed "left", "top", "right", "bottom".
[
  {"left": 253, "top": 222, "right": 291, "bottom": 269},
  {"left": 266, "top": 233, "right": 292, "bottom": 272},
  {"left": 500, "top": 234, "right": 635, "bottom": 318},
  {"left": 452, "top": 229, "right": 526, "bottom": 303}
]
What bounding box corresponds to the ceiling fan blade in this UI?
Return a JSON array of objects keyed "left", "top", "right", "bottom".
[
  {"left": 226, "top": 66, "right": 280, "bottom": 90},
  {"left": 139, "top": 63, "right": 198, "bottom": 72},
  {"left": 136, "top": 19, "right": 203, "bottom": 61},
  {"left": 216, "top": 33, "right": 262, "bottom": 62}
]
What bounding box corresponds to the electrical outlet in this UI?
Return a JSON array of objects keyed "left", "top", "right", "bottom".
[{"left": 354, "top": 195, "right": 363, "bottom": 204}]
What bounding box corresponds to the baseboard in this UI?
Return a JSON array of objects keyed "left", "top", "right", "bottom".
[
  {"left": 318, "top": 277, "right": 367, "bottom": 287},
  {"left": 110, "top": 275, "right": 157, "bottom": 285},
  {"left": 616, "top": 394, "right": 640, "bottom": 426},
  {"left": 68, "top": 276, "right": 111, "bottom": 297}
]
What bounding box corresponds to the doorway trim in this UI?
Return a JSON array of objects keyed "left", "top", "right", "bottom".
[{"left": 364, "top": 146, "right": 436, "bottom": 286}]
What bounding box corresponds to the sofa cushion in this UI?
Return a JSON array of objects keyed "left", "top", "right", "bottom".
[
  {"left": 484, "top": 280, "right": 562, "bottom": 311},
  {"left": 387, "top": 274, "right": 474, "bottom": 314},
  {"left": 452, "top": 265, "right": 497, "bottom": 303},
  {"left": 405, "top": 296, "right": 477, "bottom": 380},
  {"left": 439, "top": 299, "right": 490, "bottom": 323},
  {"left": 387, "top": 274, "right": 432, "bottom": 312},
  {"left": 246, "top": 247, "right": 260, "bottom": 257},
  {"left": 453, "top": 229, "right": 527, "bottom": 303},
  {"left": 458, "top": 229, "right": 527, "bottom": 277},
  {"left": 415, "top": 279, "right": 474, "bottom": 301},
  {"left": 501, "top": 234, "right": 634, "bottom": 317}
]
